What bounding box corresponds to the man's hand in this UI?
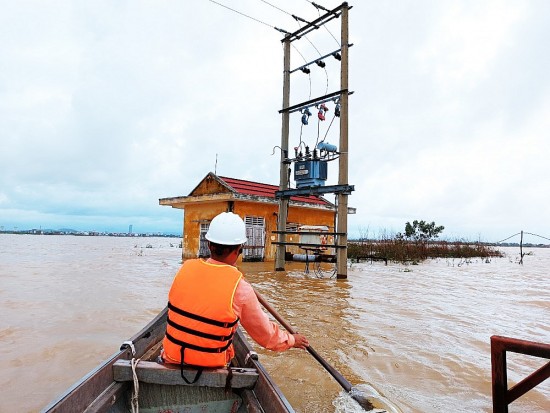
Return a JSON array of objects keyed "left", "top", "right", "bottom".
[{"left": 292, "top": 333, "right": 309, "bottom": 349}]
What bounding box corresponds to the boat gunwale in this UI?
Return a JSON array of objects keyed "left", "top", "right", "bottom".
[
  {"left": 42, "top": 308, "right": 167, "bottom": 412},
  {"left": 41, "top": 307, "right": 295, "bottom": 413}
]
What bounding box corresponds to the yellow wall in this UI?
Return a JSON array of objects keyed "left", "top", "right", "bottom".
[
  {"left": 181, "top": 199, "right": 335, "bottom": 261},
  {"left": 182, "top": 201, "right": 228, "bottom": 259}
]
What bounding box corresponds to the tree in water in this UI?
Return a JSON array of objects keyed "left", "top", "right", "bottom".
[{"left": 402, "top": 220, "right": 445, "bottom": 242}]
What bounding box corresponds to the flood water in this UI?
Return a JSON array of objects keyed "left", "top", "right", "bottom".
[{"left": 0, "top": 234, "right": 548, "bottom": 412}]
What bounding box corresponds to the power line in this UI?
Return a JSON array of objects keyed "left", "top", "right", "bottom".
[
  {"left": 208, "top": 0, "right": 289, "bottom": 34},
  {"left": 291, "top": 44, "right": 312, "bottom": 99},
  {"left": 496, "top": 233, "right": 521, "bottom": 244},
  {"left": 524, "top": 232, "right": 550, "bottom": 242},
  {"left": 300, "top": 30, "right": 330, "bottom": 95},
  {"left": 322, "top": 20, "right": 340, "bottom": 46},
  {"left": 495, "top": 231, "right": 550, "bottom": 244},
  {"left": 305, "top": 0, "right": 340, "bottom": 45},
  {"left": 289, "top": 14, "right": 330, "bottom": 97},
  {"left": 258, "top": 0, "right": 293, "bottom": 17}
]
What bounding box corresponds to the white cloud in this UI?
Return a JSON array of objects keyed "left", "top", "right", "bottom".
[
  {"left": 1, "top": 1, "right": 549, "bottom": 240},
  {"left": 416, "top": 1, "right": 528, "bottom": 91}
]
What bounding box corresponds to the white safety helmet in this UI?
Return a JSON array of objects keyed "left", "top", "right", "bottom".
[{"left": 205, "top": 212, "right": 248, "bottom": 245}]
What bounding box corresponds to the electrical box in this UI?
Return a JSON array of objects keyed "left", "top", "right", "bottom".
[
  {"left": 298, "top": 225, "right": 329, "bottom": 245},
  {"left": 294, "top": 159, "right": 328, "bottom": 188}
]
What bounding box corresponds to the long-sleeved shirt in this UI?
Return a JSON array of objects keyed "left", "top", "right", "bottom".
[
  {"left": 233, "top": 277, "right": 295, "bottom": 351},
  {"left": 162, "top": 258, "right": 294, "bottom": 365}
]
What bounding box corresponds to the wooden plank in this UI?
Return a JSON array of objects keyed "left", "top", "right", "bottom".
[
  {"left": 239, "top": 388, "right": 265, "bottom": 413},
  {"left": 113, "top": 360, "right": 258, "bottom": 389},
  {"left": 82, "top": 382, "right": 127, "bottom": 413}
]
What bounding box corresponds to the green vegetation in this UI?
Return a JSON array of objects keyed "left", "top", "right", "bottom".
[
  {"left": 348, "top": 220, "right": 503, "bottom": 263},
  {"left": 399, "top": 220, "right": 445, "bottom": 242}
]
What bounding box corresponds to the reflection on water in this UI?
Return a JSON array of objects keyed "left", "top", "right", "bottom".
[{"left": 0, "top": 235, "right": 548, "bottom": 412}]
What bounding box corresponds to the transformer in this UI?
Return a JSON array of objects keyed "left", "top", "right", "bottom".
[{"left": 294, "top": 159, "right": 328, "bottom": 188}]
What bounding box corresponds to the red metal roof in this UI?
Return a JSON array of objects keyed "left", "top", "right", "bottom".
[{"left": 218, "top": 176, "right": 331, "bottom": 206}]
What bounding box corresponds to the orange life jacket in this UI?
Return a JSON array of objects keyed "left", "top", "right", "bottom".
[{"left": 162, "top": 259, "right": 242, "bottom": 372}]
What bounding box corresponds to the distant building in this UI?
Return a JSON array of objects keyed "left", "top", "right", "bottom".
[
  {"left": 128, "top": 224, "right": 133, "bottom": 234},
  {"left": 159, "top": 172, "right": 336, "bottom": 262}
]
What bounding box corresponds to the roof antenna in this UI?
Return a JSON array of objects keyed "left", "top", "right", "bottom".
[{"left": 215, "top": 153, "right": 218, "bottom": 175}]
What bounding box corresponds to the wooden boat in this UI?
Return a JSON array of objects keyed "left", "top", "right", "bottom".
[{"left": 42, "top": 307, "right": 294, "bottom": 413}]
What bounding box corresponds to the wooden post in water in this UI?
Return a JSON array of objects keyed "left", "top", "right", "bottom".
[
  {"left": 519, "top": 230, "right": 524, "bottom": 265},
  {"left": 275, "top": 38, "right": 291, "bottom": 271}
]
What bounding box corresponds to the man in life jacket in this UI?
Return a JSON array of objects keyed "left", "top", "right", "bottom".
[{"left": 161, "top": 212, "right": 309, "bottom": 380}]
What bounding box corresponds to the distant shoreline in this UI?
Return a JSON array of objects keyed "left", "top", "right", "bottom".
[
  {"left": 0, "top": 230, "right": 181, "bottom": 238},
  {"left": 2, "top": 231, "right": 548, "bottom": 247}
]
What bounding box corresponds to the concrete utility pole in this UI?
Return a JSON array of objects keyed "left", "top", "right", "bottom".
[
  {"left": 336, "top": 4, "right": 350, "bottom": 279},
  {"left": 274, "top": 2, "right": 353, "bottom": 278},
  {"left": 275, "top": 38, "right": 291, "bottom": 271}
]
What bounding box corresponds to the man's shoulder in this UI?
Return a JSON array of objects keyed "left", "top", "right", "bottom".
[{"left": 236, "top": 277, "right": 254, "bottom": 295}]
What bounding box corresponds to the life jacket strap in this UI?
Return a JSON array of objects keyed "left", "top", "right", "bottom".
[
  {"left": 167, "top": 315, "right": 235, "bottom": 342},
  {"left": 179, "top": 347, "right": 203, "bottom": 384},
  {"left": 168, "top": 301, "right": 239, "bottom": 328},
  {"left": 165, "top": 331, "right": 233, "bottom": 354}
]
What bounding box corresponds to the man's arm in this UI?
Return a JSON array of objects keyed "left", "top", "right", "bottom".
[{"left": 234, "top": 279, "right": 303, "bottom": 351}]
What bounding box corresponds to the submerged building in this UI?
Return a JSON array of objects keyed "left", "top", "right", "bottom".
[{"left": 159, "top": 172, "right": 336, "bottom": 261}]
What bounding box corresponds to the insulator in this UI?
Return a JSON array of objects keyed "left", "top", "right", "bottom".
[
  {"left": 301, "top": 67, "right": 311, "bottom": 74},
  {"left": 332, "top": 52, "right": 342, "bottom": 61},
  {"left": 301, "top": 107, "right": 312, "bottom": 125},
  {"left": 335, "top": 103, "right": 341, "bottom": 117},
  {"left": 317, "top": 103, "right": 329, "bottom": 121},
  {"left": 315, "top": 60, "right": 326, "bottom": 68}
]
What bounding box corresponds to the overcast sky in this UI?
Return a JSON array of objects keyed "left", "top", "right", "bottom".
[{"left": 1, "top": 0, "right": 549, "bottom": 243}]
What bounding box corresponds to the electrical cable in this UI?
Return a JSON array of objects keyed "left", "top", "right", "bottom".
[
  {"left": 316, "top": 113, "right": 336, "bottom": 147},
  {"left": 208, "top": 0, "right": 289, "bottom": 34},
  {"left": 298, "top": 123, "right": 305, "bottom": 153},
  {"left": 495, "top": 233, "right": 521, "bottom": 244},
  {"left": 294, "top": 20, "right": 330, "bottom": 96},
  {"left": 495, "top": 231, "right": 550, "bottom": 244},
  {"left": 258, "top": 0, "right": 293, "bottom": 17},
  {"left": 292, "top": 18, "right": 329, "bottom": 151},
  {"left": 523, "top": 232, "right": 550, "bottom": 242},
  {"left": 305, "top": 0, "right": 341, "bottom": 46},
  {"left": 291, "top": 44, "right": 312, "bottom": 100}
]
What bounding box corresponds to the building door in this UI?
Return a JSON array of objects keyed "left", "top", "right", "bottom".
[{"left": 243, "top": 216, "right": 265, "bottom": 261}]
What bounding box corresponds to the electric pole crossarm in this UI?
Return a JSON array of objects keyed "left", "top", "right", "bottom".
[
  {"left": 289, "top": 44, "right": 354, "bottom": 74},
  {"left": 279, "top": 89, "right": 352, "bottom": 114},
  {"left": 275, "top": 184, "right": 354, "bottom": 198},
  {"left": 282, "top": 3, "right": 346, "bottom": 42}
]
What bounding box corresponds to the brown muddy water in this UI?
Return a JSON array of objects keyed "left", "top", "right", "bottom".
[{"left": 0, "top": 234, "right": 548, "bottom": 412}]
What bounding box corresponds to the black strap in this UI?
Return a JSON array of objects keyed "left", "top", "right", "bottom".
[
  {"left": 179, "top": 347, "right": 203, "bottom": 384},
  {"left": 168, "top": 302, "right": 239, "bottom": 328},
  {"left": 166, "top": 331, "right": 233, "bottom": 354},
  {"left": 167, "top": 315, "right": 235, "bottom": 342}
]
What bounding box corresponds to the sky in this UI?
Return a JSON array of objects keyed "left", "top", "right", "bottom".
[{"left": 1, "top": 0, "right": 549, "bottom": 243}]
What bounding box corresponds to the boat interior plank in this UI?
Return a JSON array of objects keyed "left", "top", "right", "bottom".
[{"left": 113, "top": 360, "right": 259, "bottom": 389}]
